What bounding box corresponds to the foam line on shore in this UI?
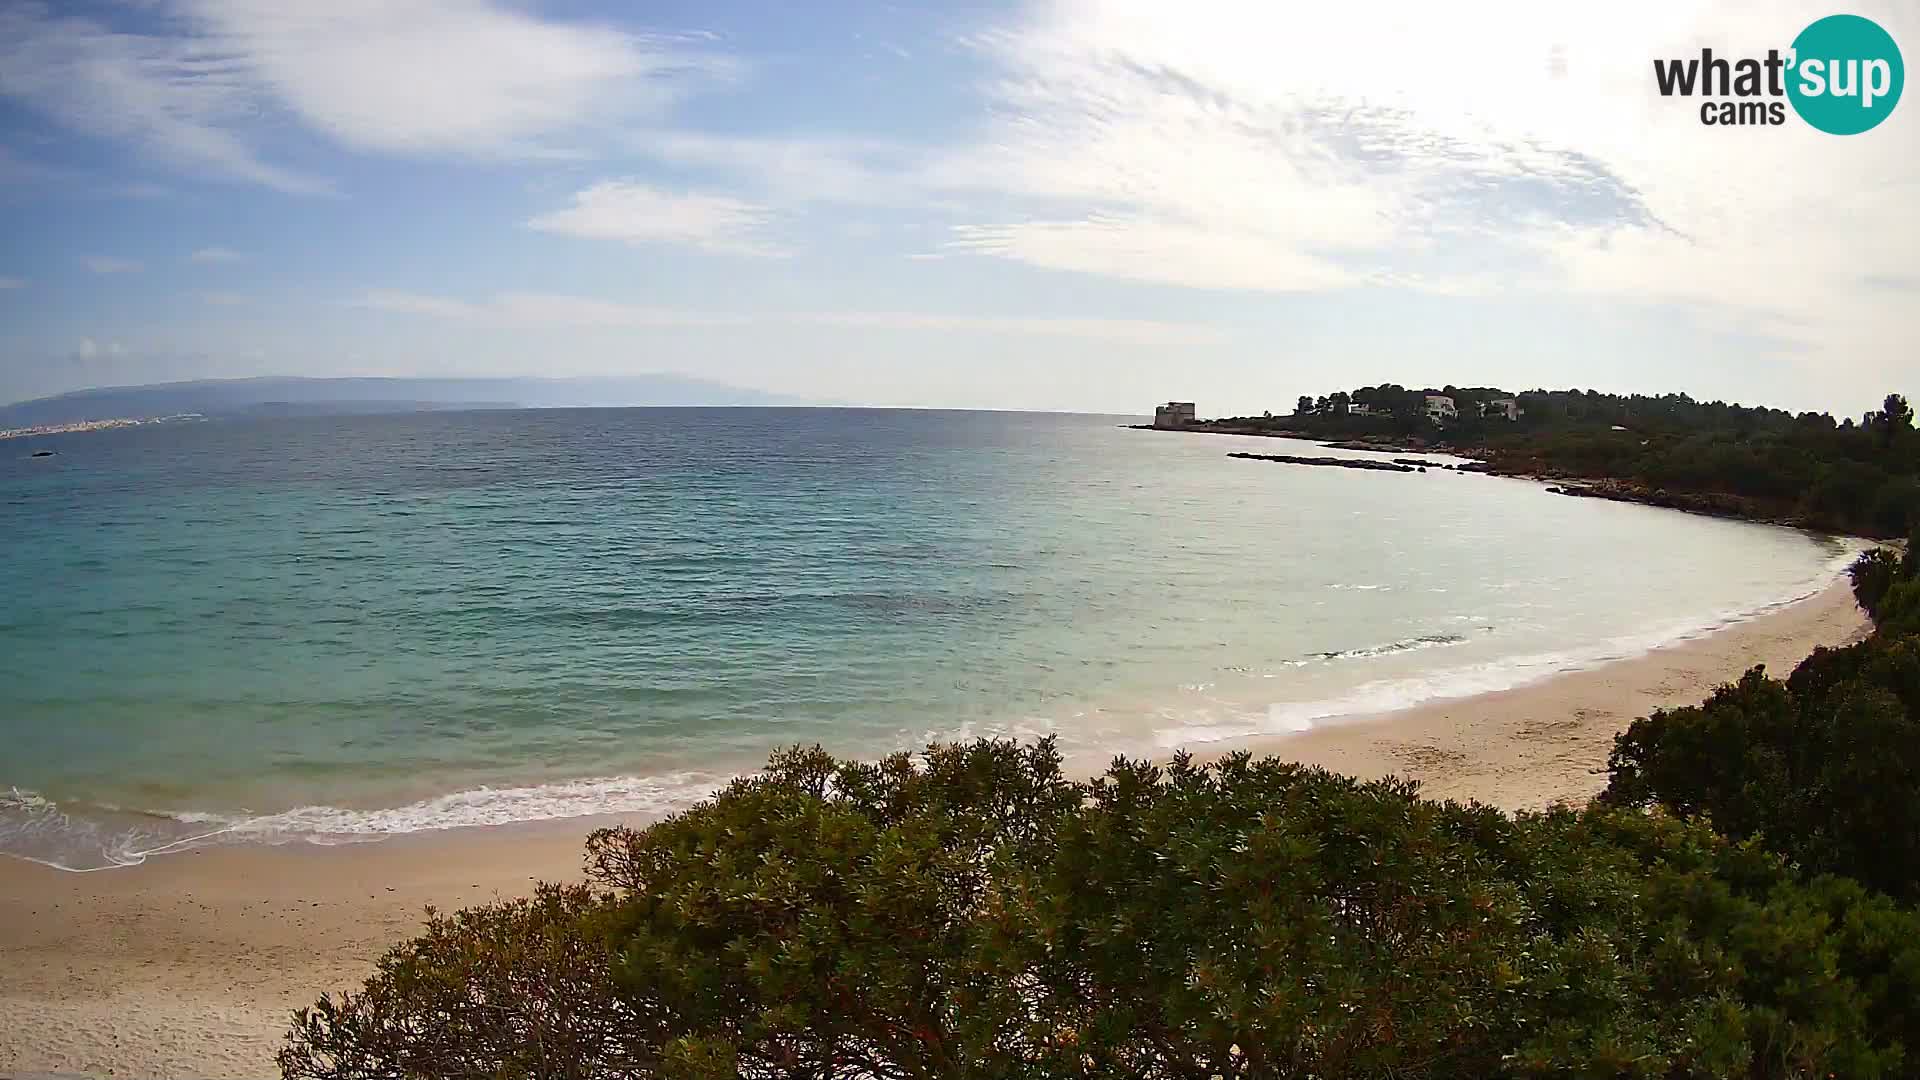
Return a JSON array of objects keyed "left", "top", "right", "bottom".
[
  {"left": 1160, "top": 546, "right": 1861, "bottom": 747},
  {"left": 2, "top": 770, "right": 729, "bottom": 873}
]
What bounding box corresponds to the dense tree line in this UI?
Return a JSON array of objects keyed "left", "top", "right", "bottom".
[
  {"left": 285, "top": 535, "right": 1920, "bottom": 1080},
  {"left": 1219, "top": 387, "right": 1920, "bottom": 537}
]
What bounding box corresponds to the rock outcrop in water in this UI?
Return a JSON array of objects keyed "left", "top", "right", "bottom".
[
  {"left": 1228, "top": 452, "right": 1418, "bottom": 473},
  {"left": 1227, "top": 451, "right": 1491, "bottom": 475}
]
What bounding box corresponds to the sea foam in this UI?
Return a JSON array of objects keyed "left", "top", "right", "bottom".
[
  {"left": 1154, "top": 548, "right": 1860, "bottom": 749},
  {"left": 2, "top": 770, "right": 729, "bottom": 872}
]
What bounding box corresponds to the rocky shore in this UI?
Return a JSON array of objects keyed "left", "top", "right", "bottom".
[
  {"left": 1228, "top": 451, "right": 1420, "bottom": 472},
  {"left": 1540, "top": 479, "right": 1802, "bottom": 527},
  {"left": 1129, "top": 424, "right": 1843, "bottom": 533}
]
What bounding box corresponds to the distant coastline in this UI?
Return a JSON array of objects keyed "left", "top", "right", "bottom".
[
  {"left": 1, "top": 414, "right": 200, "bottom": 442},
  {"left": 1134, "top": 386, "right": 1918, "bottom": 539},
  {"left": 0, "top": 374, "right": 811, "bottom": 431}
]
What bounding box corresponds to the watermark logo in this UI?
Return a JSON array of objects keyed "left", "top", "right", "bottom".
[
  {"left": 1653, "top": 13, "right": 1903, "bottom": 133},
  {"left": 1788, "top": 14, "right": 1903, "bottom": 133}
]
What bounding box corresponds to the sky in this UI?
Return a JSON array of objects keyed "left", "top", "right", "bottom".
[{"left": 0, "top": 0, "right": 1915, "bottom": 416}]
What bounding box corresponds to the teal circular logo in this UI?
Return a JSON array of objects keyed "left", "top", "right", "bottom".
[{"left": 1787, "top": 14, "right": 1903, "bottom": 134}]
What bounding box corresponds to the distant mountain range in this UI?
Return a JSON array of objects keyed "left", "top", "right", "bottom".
[{"left": 0, "top": 375, "right": 812, "bottom": 427}]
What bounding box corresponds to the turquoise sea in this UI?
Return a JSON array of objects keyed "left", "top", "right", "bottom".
[{"left": 0, "top": 408, "right": 1851, "bottom": 870}]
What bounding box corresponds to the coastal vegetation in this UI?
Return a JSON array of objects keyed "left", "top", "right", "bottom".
[
  {"left": 1604, "top": 530, "right": 1920, "bottom": 901},
  {"left": 1197, "top": 387, "right": 1919, "bottom": 538},
  {"left": 284, "top": 537, "right": 1920, "bottom": 1079}
]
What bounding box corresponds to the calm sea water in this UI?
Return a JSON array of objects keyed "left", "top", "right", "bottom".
[{"left": 1, "top": 408, "right": 1850, "bottom": 869}]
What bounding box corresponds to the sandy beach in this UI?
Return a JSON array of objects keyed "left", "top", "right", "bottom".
[{"left": 0, "top": 576, "right": 1872, "bottom": 1079}]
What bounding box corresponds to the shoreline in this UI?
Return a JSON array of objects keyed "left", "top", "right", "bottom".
[
  {"left": 0, "top": 576, "right": 1873, "bottom": 1078},
  {"left": 1195, "top": 574, "right": 1869, "bottom": 808}
]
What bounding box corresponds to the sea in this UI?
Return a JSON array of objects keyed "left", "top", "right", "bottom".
[{"left": 0, "top": 408, "right": 1854, "bottom": 870}]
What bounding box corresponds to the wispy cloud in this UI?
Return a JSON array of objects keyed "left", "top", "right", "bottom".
[
  {"left": 358, "top": 290, "right": 485, "bottom": 320},
  {"left": 178, "top": 0, "right": 736, "bottom": 157},
  {"left": 0, "top": 0, "right": 736, "bottom": 192},
  {"left": 527, "top": 182, "right": 789, "bottom": 257},
  {"left": 82, "top": 256, "right": 142, "bottom": 274},
  {"left": 797, "top": 310, "right": 1228, "bottom": 346},
  {"left": 0, "top": 4, "right": 331, "bottom": 194},
  {"left": 189, "top": 246, "right": 243, "bottom": 263},
  {"left": 836, "top": 0, "right": 1915, "bottom": 392},
  {"left": 199, "top": 290, "right": 247, "bottom": 305},
  {"left": 632, "top": 131, "right": 922, "bottom": 206},
  {"left": 357, "top": 289, "right": 1227, "bottom": 345},
  {"left": 75, "top": 338, "right": 126, "bottom": 359},
  {"left": 360, "top": 289, "right": 741, "bottom": 327}
]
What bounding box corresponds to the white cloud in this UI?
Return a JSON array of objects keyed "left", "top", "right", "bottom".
[
  {"left": 190, "top": 247, "right": 243, "bottom": 263},
  {"left": 356, "top": 289, "right": 1225, "bottom": 344},
  {"left": 358, "top": 290, "right": 485, "bottom": 320},
  {"left": 880, "top": 0, "right": 1917, "bottom": 399},
  {"left": 527, "top": 182, "right": 789, "bottom": 257},
  {"left": 361, "top": 288, "right": 747, "bottom": 327},
  {"left": 918, "top": 3, "right": 1567, "bottom": 293},
  {"left": 0, "top": 1, "right": 735, "bottom": 192},
  {"left": 490, "top": 292, "right": 743, "bottom": 328},
  {"left": 200, "top": 290, "right": 247, "bottom": 305},
  {"left": 950, "top": 218, "right": 1359, "bottom": 294},
  {"left": 82, "top": 256, "right": 142, "bottom": 274},
  {"left": 74, "top": 339, "right": 123, "bottom": 359},
  {"left": 799, "top": 310, "right": 1229, "bottom": 346},
  {"left": 177, "top": 0, "right": 735, "bottom": 157},
  {"left": 634, "top": 131, "right": 920, "bottom": 206},
  {"left": 0, "top": 277, "right": 24, "bottom": 289},
  {"left": 0, "top": 4, "right": 331, "bottom": 194}
]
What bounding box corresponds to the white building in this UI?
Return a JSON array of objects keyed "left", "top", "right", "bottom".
[
  {"left": 1483, "top": 398, "right": 1522, "bottom": 421},
  {"left": 1348, "top": 402, "right": 1375, "bottom": 416},
  {"left": 1153, "top": 401, "right": 1197, "bottom": 428},
  {"left": 1423, "top": 394, "right": 1458, "bottom": 422}
]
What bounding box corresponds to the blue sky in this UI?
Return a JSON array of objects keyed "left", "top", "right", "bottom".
[{"left": 1, "top": 0, "right": 1914, "bottom": 415}]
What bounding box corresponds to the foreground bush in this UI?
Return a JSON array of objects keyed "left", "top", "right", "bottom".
[
  {"left": 283, "top": 740, "right": 1920, "bottom": 1079},
  {"left": 1850, "top": 529, "right": 1920, "bottom": 636},
  {"left": 1604, "top": 543, "right": 1920, "bottom": 901}
]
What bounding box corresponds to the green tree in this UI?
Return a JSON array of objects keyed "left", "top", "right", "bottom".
[
  {"left": 1604, "top": 591, "right": 1920, "bottom": 903},
  {"left": 1882, "top": 393, "right": 1914, "bottom": 447},
  {"left": 285, "top": 741, "right": 1920, "bottom": 1079}
]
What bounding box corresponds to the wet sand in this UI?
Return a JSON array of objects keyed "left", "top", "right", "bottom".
[{"left": 0, "top": 577, "right": 1871, "bottom": 1078}]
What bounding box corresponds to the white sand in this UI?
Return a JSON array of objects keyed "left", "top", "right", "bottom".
[{"left": 0, "top": 578, "right": 1871, "bottom": 1078}]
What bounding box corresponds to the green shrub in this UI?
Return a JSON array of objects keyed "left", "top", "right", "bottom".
[
  {"left": 1850, "top": 548, "right": 1903, "bottom": 617},
  {"left": 1604, "top": 634, "right": 1920, "bottom": 903},
  {"left": 283, "top": 740, "right": 1920, "bottom": 1079}
]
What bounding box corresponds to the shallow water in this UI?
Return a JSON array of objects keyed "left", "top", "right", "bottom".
[{"left": 0, "top": 408, "right": 1851, "bottom": 869}]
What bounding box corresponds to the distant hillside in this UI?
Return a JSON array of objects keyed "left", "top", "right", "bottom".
[{"left": 0, "top": 375, "right": 810, "bottom": 427}]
